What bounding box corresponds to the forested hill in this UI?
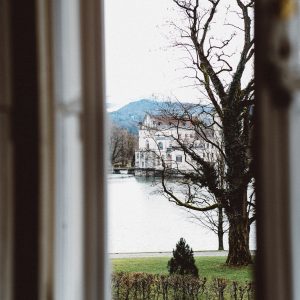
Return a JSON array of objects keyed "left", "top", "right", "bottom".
[
  {"left": 108, "top": 99, "right": 162, "bottom": 135},
  {"left": 108, "top": 99, "right": 211, "bottom": 135}
]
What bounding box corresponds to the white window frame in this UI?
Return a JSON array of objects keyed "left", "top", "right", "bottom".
[{"left": 36, "top": 0, "right": 108, "bottom": 299}]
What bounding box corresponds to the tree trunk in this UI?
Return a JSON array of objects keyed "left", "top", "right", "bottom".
[
  {"left": 218, "top": 206, "right": 224, "bottom": 251},
  {"left": 226, "top": 215, "right": 252, "bottom": 266},
  {"left": 218, "top": 230, "right": 224, "bottom": 251}
]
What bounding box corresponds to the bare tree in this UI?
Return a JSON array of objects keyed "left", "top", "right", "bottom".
[
  {"left": 141, "top": 110, "right": 229, "bottom": 251},
  {"left": 187, "top": 156, "right": 229, "bottom": 251},
  {"left": 188, "top": 206, "right": 228, "bottom": 251},
  {"left": 109, "top": 125, "right": 137, "bottom": 167},
  {"left": 155, "top": 0, "right": 254, "bottom": 265}
]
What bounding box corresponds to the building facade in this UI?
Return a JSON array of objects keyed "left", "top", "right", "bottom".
[{"left": 135, "top": 114, "right": 219, "bottom": 171}]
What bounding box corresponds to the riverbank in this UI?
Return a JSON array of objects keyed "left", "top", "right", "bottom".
[{"left": 109, "top": 250, "right": 256, "bottom": 259}]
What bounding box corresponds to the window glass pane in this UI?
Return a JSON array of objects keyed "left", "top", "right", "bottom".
[{"left": 176, "top": 155, "right": 182, "bottom": 163}]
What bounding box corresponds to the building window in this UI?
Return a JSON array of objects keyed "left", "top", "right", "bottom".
[
  {"left": 158, "top": 142, "right": 163, "bottom": 150},
  {"left": 176, "top": 155, "right": 182, "bottom": 163}
]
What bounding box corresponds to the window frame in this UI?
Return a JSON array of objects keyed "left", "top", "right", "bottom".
[
  {"left": 0, "top": 0, "right": 13, "bottom": 299},
  {"left": 255, "top": 0, "right": 295, "bottom": 298},
  {"left": 2, "top": 0, "right": 300, "bottom": 299}
]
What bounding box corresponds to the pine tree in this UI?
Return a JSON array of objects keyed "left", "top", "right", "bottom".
[{"left": 168, "top": 238, "right": 199, "bottom": 278}]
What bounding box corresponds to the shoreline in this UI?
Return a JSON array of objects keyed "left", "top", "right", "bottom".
[{"left": 109, "top": 250, "right": 256, "bottom": 259}]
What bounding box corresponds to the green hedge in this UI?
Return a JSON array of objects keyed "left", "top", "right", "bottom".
[{"left": 111, "top": 272, "right": 255, "bottom": 300}]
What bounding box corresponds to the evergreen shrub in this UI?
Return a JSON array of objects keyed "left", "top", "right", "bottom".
[{"left": 167, "top": 238, "right": 199, "bottom": 278}]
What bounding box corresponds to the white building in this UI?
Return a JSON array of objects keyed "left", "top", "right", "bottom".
[{"left": 135, "top": 113, "right": 219, "bottom": 171}]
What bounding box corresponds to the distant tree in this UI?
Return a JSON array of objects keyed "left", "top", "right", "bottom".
[
  {"left": 125, "top": 132, "right": 137, "bottom": 167},
  {"left": 188, "top": 204, "right": 228, "bottom": 251},
  {"left": 184, "top": 153, "right": 229, "bottom": 251},
  {"left": 168, "top": 238, "right": 199, "bottom": 278},
  {"left": 109, "top": 124, "right": 137, "bottom": 167}
]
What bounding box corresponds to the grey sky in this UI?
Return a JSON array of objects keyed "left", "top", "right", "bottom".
[
  {"left": 104, "top": 0, "right": 253, "bottom": 110},
  {"left": 104, "top": 0, "right": 200, "bottom": 110}
]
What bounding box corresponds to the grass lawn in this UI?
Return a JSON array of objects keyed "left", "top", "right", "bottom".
[{"left": 111, "top": 256, "right": 253, "bottom": 282}]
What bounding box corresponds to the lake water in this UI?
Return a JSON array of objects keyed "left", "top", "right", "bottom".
[{"left": 108, "top": 175, "right": 256, "bottom": 253}]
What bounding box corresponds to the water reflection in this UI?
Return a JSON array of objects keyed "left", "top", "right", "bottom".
[{"left": 108, "top": 175, "right": 256, "bottom": 253}]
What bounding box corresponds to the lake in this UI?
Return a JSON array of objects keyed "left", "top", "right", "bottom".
[{"left": 108, "top": 175, "right": 256, "bottom": 253}]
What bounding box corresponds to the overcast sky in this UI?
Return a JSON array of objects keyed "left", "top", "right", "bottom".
[
  {"left": 104, "top": 0, "right": 202, "bottom": 110},
  {"left": 104, "top": 0, "right": 252, "bottom": 110}
]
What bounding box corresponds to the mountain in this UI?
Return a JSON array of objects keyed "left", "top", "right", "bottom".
[
  {"left": 108, "top": 99, "right": 213, "bottom": 135},
  {"left": 108, "top": 99, "right": 162, "bottom": 135}
]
